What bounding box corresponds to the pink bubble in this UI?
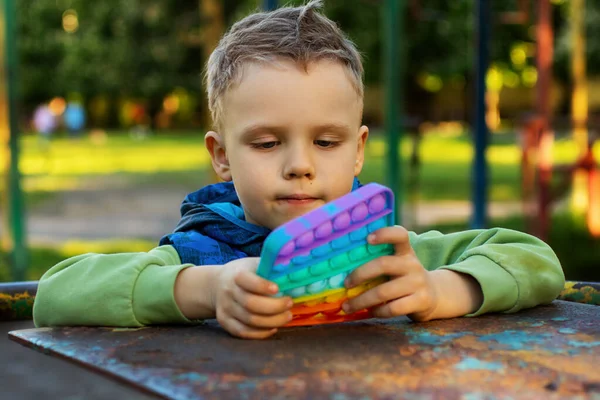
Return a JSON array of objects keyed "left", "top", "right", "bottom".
[
  {"left": 297, "top": 231, "right": 314, "bottom": 247},
  {"left": 279, "top": 241, "right": 296, "bottom": 256},
  {"left": 315, "top": 221, "right": 333, "bottom": 239},
  {"left": 368, "top": 194, "right": 386, "bottom": 213},
  {"left": 351, "top": 202, "right": 369, "bottom": 222},
  {"left": 333, "top": 212, "right": 351, "bottom": 231}
]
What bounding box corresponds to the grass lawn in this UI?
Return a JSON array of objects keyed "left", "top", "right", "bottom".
[{"left": 7, "top": 129, "right": 596, "bottom": 204}]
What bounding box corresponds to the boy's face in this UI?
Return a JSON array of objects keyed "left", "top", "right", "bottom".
[{"left": 206, "top": 59, "right": 368, "bottom": 230}]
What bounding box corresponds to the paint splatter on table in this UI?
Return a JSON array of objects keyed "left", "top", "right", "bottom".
[{"left": 9, "top": 301, "right": 600, "bottom": 400}]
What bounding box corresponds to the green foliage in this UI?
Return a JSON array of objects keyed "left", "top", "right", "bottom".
[
  {"left": 14, "top": 0, "right": 591, "bottom": 125},
  {"left": 17, "top": 0, "right": 203, "bottom": 111}
]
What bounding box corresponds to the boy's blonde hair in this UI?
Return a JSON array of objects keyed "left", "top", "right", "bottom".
[{"left": 205, "top": 0, "right": 364, "bottom": 130}]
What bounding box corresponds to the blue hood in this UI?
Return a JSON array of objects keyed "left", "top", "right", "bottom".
[{"left": 160, "top": 178, "right": 362, "bottom": 265}]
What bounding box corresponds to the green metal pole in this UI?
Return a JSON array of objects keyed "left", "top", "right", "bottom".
[
  {"left": 383, "top": 0, "right": 404, "bottom": 224},
  {"left": 2, "top": 0, "right": 27, "bottom": 281}
]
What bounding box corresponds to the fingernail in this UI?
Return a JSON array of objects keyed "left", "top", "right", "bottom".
[
  {"left": 367, "top": 234, "right": 375, "bottom": 243},
  {"left": 269, "top": 283, "right": 278, "bottom": 293},
  {"left": 286, "top": 299, "right": 294, "bottom": 308},
  {"left": 342, "top": 303, "right": 351, "bottom": 313},
  {"left": 344, "top": 277, "right": 353, "bottom": 288},
  {"left": 286, "top": 312, "right": 294, "bottom": 321}
]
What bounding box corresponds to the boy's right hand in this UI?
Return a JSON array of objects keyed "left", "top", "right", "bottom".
[{"left": 214, "top": 257, "right": 294, "bottom": 339}]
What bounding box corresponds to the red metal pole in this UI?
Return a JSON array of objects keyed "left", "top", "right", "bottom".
[{"left": 536, "top": 0, "right": 553, "bottom": 241}]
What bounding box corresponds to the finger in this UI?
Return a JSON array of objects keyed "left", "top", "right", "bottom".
[
  {"left": 220, "top": 317, "right": 278, "bottom": 340},
  {"left": 345, "top": 254, "right": 414, "bottom": 288},
  {"left": 230, "top": 300, "right": 293, "bottom": 328},
  {"left": 343, "top": 278, "right": 413, "bottom": 313},
  {"left": 232, "top": 288, "right": 293, "bottom": 315},
  {"left": 371, "top": 294, "right": 422, "bottom": 319},
  {"left": 368, "top": 226, "right": 413, "bottom": 256},
  {"left": 234, "top": 268, "right": 279, "bottom": 296}
]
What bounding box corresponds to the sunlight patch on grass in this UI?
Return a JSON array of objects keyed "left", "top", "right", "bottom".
[
  {"left": 18, "top": 134, "right": 210, "bottom": 177},
  {"left": 489, "top": 184, "right": 519, "bottom": 201},
  {"left": 367, "top": 133, "right": 587, "bottom": 167},
  {"left": 59, "top": 239, "right": 156, "bottom": 257},
  {"left": 487, "top": 146, "right": 520, "bottom": 165},
  {"left": 421, "top": 139, "right": 472, "bottom": 163},
  {"left": 366, "top": 139, "right": 386, "bottom": 158}
]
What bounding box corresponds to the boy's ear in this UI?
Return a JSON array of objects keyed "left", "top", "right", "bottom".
[
  {"left": 354, "top": 125, "right": 369, "bottom": 176},
  {"left": 205, "top": 131, "right": 232, "bottom": 182}
]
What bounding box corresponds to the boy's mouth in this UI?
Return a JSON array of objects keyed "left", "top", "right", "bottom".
[{"left": 277, "top": 194, "right": 320, "bottom": 205}]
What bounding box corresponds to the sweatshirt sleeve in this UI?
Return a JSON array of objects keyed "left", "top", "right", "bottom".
[
  {"left": 33, "top": 245, "right": 194, "bottom": 328},
  {"left": 409, "top": 228, "right": 565, "bottom": 316}
]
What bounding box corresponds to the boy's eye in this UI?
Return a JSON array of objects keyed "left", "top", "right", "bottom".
[
  {"left": 252, "top": 141, "right": 279, "bottom": 149},
  {"left": 314, "top": 140, "right": 337, "bottom": 148}
]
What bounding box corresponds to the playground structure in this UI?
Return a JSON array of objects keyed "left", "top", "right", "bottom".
[
  {"left": 519, "top": 0, "right": 600, "bottom": 241},
  {"left": 0, "top": 0, "right": 26, "bottom": 281}
]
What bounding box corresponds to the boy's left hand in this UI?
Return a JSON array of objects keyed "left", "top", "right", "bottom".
[{"left": 342, "top": 226, "right": 439, "bottom": 321}]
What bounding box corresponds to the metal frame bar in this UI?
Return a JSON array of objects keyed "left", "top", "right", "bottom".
[
  {"left": 1, "top": 0, "right": 27, "bottom": 280},
  {"left": 383, "top": 0, "right": 404, "bottom": 223},
  {"left": 471, "top": 0, "right": 490, "bottom": 229}
]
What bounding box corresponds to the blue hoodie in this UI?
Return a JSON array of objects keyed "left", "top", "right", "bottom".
[{"left": 160, "top": 178, "right": 362, "bottom": 265}]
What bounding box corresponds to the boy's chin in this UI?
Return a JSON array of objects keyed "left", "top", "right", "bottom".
[
  {"left": 251, "top": 203, "right": 324, "bottom": 229},
  {"left": 274, "top": 209, "right": 319, "bottom": 228}
]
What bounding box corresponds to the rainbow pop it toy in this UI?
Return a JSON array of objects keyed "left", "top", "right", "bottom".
[{"left": 257, "top": 183, "right": 395, "bottom": 327}]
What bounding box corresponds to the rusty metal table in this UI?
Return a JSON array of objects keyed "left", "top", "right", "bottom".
[{"left": 8, "top": 300, "right": 600, "bottom": 399}]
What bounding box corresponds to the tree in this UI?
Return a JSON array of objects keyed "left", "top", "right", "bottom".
[{"left": 17, "top": 0, "right": 203, "bottom": 126}]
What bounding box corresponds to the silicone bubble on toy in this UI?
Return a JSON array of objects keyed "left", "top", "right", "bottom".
[{"left": 257, "top": 183, "right": 395, "bottom": 327}]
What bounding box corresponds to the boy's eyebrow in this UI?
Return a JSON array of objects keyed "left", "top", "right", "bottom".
[
  {"left": 239, "top": 124, "right": 285, "bottom": 140},
  {"left": 310, "top": 123, "right": 352, "bottom": 135},
  {"left": 239, "top": 123, "right": 352, "bottom": 140}
]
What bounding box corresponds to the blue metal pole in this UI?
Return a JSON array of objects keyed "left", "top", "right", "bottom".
[
  {"left": 263, "top": 0, "right": 278, "bottom": 11},
  {"left": 472, "top": 0, "right": 489, "bottom": 229}
]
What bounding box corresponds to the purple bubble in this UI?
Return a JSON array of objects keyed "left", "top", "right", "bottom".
[
  {"left": 333, "top": 212, "right": 351, "bottom": 231},
  {"left": 368, "top": 194, "right": 386, "bottom": 213},
  {"left": 297, "top": 231, "right": 314, "bottom": 247},
  {"left": 315, "top": 221, "right": 333, "bottom": 239},
  {"left": 351, "top": 202, "right": 369, "bottom": 222},
  {"left": 279, "top": 241, "right": 296, "bottom": 256}
]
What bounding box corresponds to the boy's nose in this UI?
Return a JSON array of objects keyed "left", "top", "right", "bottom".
[{"left": 283, "top": 149, "right": 315, "bottom": 180}]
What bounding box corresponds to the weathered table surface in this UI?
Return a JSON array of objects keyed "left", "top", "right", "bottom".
[{"left": 9, "top": 300, "right": 600, "bottom": 400}]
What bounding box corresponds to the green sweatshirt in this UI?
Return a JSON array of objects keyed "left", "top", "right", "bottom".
[{"left": 33, "top": 228, "right": 565, "bottom": 327}]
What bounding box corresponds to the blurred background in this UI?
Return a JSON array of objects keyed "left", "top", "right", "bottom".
[{"left": 1, "top": 0, "right": 600, "bottom": 285}]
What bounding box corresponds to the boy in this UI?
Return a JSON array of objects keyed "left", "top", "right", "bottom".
[{"left": 33, "top": 1, "right": 565, "bottom": 339}]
